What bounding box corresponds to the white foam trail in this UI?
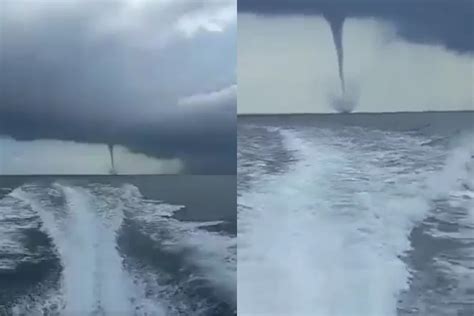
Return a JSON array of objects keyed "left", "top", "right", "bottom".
[
  {"left": 6, "top": 182, "right": 233, "bottom": 315},
  {"left": 427, "top": 133, "right": 474, "bottom": 198},
  {"left": 423, "top": 133, "right": 474, "bottom": 240},
  {"left": 11, "top": 184, "right": 135, "bottom": 315},
  {"left": 238, "top": 128, "right": 436, "bottom": 316},
  {"left": 167, "top": 222, "right": 237, "bottom": 303},
  {"left": 120, "top": 184, "right": 237, "bottom": 303},
  {"left": 417, "top": 133, "right": 474, "bottom": 314}
]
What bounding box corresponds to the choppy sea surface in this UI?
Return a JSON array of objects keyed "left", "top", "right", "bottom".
[
  {"left": 0, "top": 175, "right": 236, "bottom": 315},
  {"left": 238, "top": 112, "right": 474, "bottom": 316}
]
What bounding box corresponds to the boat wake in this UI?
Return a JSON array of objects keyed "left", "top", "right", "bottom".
[
  {"left": 0, "top": 182, "right": 236, "bottom": 315},
  {"left": 238, "top": 126, "right": 472, "bottom": 315}
]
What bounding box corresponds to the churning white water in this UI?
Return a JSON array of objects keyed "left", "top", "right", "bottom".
[
  {"left": 10, "top": 184, "right": 159, "bottom": 315},
  {"left": 238, "top": 126, "right": 472, "bottom": 316},
  {"left": 1, "top": 182, "right": 236, "bottom": 315}
]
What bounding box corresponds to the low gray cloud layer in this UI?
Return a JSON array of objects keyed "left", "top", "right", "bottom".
[
  {"left": 0, "top": 0, "right": 236, "bottom": 174},
  {"left": 239, "top": 0, "right": 473, "bottom": 53}
]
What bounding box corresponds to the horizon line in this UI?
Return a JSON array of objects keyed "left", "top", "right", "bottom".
[{"left": 238, "top": 109, "right": 474, "bottom": 116}]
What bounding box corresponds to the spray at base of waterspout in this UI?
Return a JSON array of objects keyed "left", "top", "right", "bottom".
[{"left": 331, "top": 93, "right": 356, "bottom": 113}]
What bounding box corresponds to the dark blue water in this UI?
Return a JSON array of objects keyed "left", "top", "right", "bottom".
[{"left": 0, "top": 175, "right": 236, "bottom": 316}]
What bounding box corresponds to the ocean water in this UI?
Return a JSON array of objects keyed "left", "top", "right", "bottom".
[
  {"left": 238, "top": 112, "right": 474, "bottom": 316},
  {"left": 0, "top": 175, "right": 236, "bottom": 315}
]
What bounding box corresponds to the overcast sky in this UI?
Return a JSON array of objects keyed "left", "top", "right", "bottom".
[
  {"left": 0, "top": 0, "right": 236, "bottom": 174},
  {"left": 238, "top": 0, "right": 473, "bottom": 114}
]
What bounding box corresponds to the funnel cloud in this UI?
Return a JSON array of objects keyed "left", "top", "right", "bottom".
[
  {"left": 324, "top": 12, "right": 355, "bottom": 113},
  {"left": 324, "top": 12, "right": 346, "bottom": 94},
  {"left": 108, "top": 144, "right": 116, "bottom": 175}
]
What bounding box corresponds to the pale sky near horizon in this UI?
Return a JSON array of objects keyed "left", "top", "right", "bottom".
[{"left": 0, "top": 137, "right": 183, "bottom": 175}]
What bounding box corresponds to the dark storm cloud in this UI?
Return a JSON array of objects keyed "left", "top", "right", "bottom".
[
  {"left": 0, "top": 0, "right": 236, "bottom": 174},
  {"left": 238, "top": 0, "right": 474, "bottom": 53}
]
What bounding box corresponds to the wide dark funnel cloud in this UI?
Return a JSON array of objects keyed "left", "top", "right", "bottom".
[{"left": 0, "top": 0, "right": 236, "bottom": 174}]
